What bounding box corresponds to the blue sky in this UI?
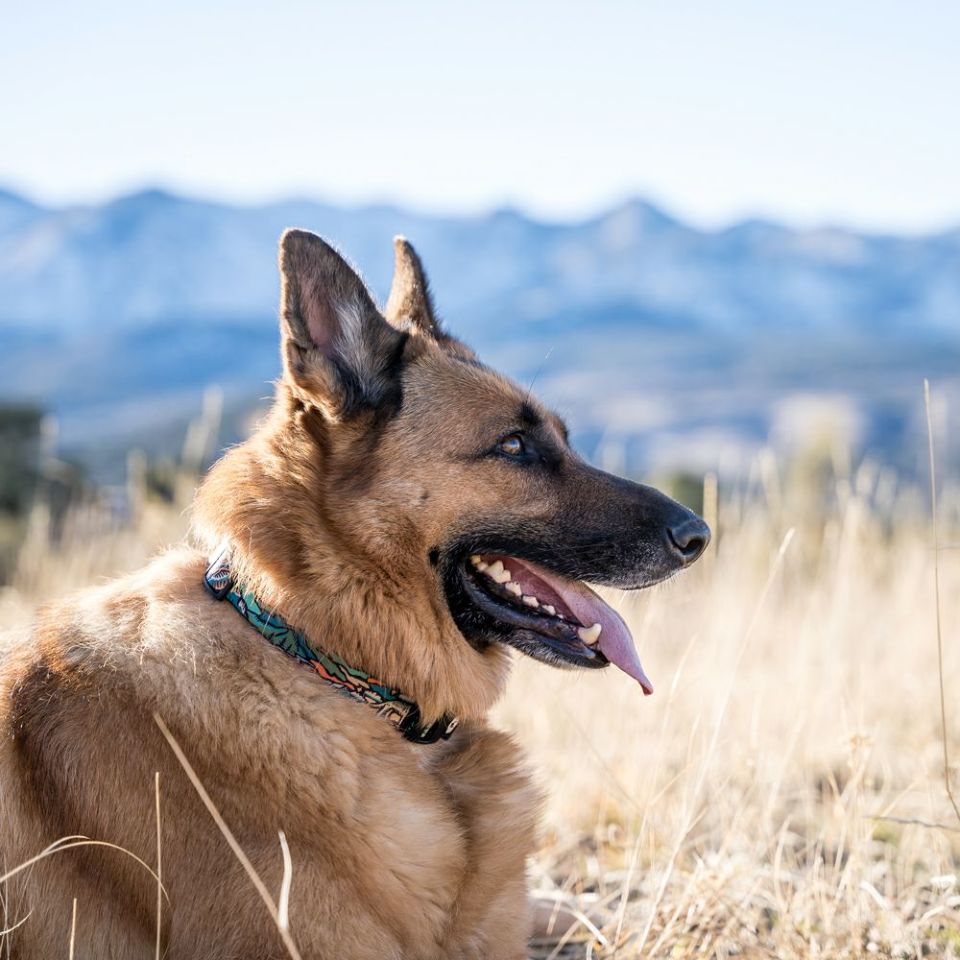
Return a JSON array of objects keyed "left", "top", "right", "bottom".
[{"left": 3, "top": 0, "right": 959, "bottom": 231}]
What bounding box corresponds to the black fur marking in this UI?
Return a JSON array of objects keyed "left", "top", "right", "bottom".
[
  {"left": 334, "top": 330, "right": 410, "bottom": 421},
  {"left": 450, "top": 354, "right": 486, "bottom": 370},
  {"left": 380, "top": 331, "right": 411, "bottom": 412},
  {"left": 517, "top": 402, "right": 542, "bottom": 429},
  {"left": 435, "top": 469, "right": 705, "bottom": 657}
]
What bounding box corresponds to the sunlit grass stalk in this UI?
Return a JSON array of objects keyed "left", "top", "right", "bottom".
[{"left": 925, "top": 378, "right": 960, "bottom": 828}]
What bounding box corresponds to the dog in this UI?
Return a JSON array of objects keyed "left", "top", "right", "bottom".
[{"left": 0, "top": 230, "right": 709, "bottom": 958}]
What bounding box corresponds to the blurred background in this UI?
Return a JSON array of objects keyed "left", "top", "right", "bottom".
[
  {"left": 3, "top": 1, "right": 960, "bottom": 496},
  {"left": 2, "top": 3, "right": 960, "bottom": 955}
]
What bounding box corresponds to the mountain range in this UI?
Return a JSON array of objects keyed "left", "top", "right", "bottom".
[{"left": 1, "top": 187, "right": 958, "bottom": 480}]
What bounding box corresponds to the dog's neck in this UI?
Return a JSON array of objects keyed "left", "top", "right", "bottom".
[{"left": 192, "top": 397, "right": 510, "bottom": 724}]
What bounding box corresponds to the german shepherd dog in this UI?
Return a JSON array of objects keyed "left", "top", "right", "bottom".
[{"left": 0, "top": 231, "right": 709, "bottom": 958}]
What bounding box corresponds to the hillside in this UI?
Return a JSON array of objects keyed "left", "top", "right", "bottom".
[{"left": 1, "top": 188, "right": 958, "bottom": 478}]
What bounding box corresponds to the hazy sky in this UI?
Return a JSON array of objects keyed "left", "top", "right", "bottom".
[{"left": 3, "top": 0, "right": 959, "bottom": 231}]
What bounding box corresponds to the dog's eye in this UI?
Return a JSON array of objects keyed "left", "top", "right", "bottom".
[{"left": 498, "top": 433, "right": 525, "bottom": 457}]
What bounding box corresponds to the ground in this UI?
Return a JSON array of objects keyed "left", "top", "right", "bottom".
[{"left": 2, "top": 455, "right": 959, "bottom": 959}]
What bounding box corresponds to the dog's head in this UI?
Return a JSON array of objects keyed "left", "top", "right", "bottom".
[{"left": 265, "top": 229, "right": 709, "bottom": 695}]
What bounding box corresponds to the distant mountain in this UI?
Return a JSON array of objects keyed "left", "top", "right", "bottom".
[{"left": 1, "top": 187, "right": 958, "bottom": 479}]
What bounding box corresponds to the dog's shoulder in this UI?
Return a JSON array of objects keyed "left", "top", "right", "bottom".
[
  {"left": 0, "top": 548, "right": 199, "bottom": 767},
  {"left": 0, "top": 546, "right": 206, "bottom": 685}
]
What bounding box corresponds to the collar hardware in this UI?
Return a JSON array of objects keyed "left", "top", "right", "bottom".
[{"left": 203, "top": 544, "right": 458, "bottom": 746}]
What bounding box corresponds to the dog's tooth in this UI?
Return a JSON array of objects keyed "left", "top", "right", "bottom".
[
  {"left": 522, "top": 595, "right": 539, "bottom": 608},
  {"left": 486, "top": 560, "right": 512, "bottom": 584},
  {"left": 506, "top": 582, "right": 522, "bottom": 596},
  {"left": 577, "top": 623, "right": 602, "bottom": 646},
  {"left": 470, "top": 555, "right": 482, "bottom": 566},
  {"left": 542, "top": 604, "right": 556, "bottom": 616}
]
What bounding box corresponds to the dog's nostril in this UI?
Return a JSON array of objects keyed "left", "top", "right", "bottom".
[{"left": 667, "top": 517, "right": 711, "bottom": 565}]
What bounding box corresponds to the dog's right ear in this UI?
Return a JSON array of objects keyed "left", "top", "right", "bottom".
[{"left": 278, "top": 229, "right": 406, "bottom": 417}]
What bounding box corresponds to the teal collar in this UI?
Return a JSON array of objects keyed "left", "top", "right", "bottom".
[{"left": 203, "top": 544, "right": 459, "bottom": 745}]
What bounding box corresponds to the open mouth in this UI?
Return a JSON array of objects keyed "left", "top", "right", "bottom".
[{"left": 455, "top": 553, "right": 654, "bottom": 695}]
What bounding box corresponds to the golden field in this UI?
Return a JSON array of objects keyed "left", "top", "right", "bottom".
[{"left": 1, "top": 446, "right": 958, "bottom": 959}]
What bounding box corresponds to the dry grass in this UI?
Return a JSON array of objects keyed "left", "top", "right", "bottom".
[{"left": 2, "top": 451, "right": 959, "bottom": 959}]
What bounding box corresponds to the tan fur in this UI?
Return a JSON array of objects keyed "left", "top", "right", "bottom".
[{"left": 0, "top": 233, "right": 561, "bottom": 958}]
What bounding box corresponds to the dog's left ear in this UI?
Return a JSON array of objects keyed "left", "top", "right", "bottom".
[
  {"left": 384, "top": 236, "right": 443, "bottom": 338},
  {"left": 278, "top": 229, "right": 405, "bottom": 416}
]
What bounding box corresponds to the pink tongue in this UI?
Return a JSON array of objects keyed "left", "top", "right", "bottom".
[{"left": 505, "top": 558, "right": 654, "bottom": 695}]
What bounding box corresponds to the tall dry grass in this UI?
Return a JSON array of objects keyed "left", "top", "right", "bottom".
[{"left": 1, "top": 446, "right": 958, "bottom": 959}]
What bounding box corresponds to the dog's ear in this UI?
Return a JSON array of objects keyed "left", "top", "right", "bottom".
[
  {"left": 384, "top": 236, "right": 442, "bottom": 339},
  {"left": 278, "top": 229, "right": 406, "bottom": 416}
]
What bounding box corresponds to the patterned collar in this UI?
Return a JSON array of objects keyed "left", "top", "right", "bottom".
[{"left": 203, "top": 544, "right": 459, "bottom": 745}]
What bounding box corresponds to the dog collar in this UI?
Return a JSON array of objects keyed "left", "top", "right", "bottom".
[{"left": 203, "top": 544, "right": 459, "bottom": 745}]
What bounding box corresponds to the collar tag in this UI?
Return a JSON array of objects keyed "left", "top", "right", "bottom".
[{"left": 204, "top": 544, "right": 235, "bottom": 600}]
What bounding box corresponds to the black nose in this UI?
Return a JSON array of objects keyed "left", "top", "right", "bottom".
[{"left": 667, "top": 516, "right": 711, "bottom": 565}]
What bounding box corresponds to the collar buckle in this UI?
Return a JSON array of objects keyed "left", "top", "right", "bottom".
[{"left": 398, "top": 705, "right": 460, "bottom": 744}]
